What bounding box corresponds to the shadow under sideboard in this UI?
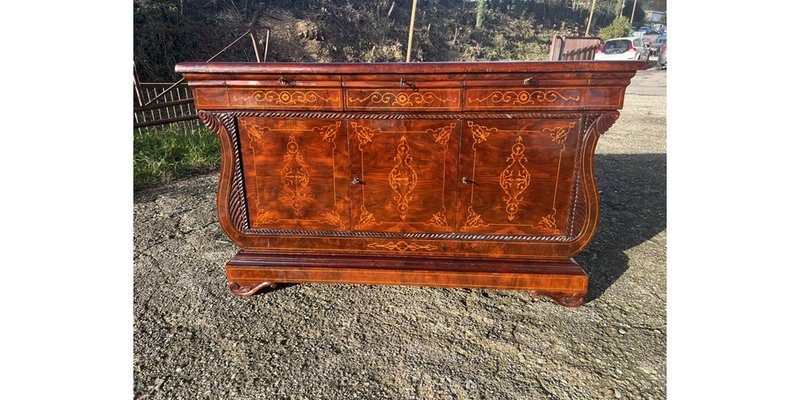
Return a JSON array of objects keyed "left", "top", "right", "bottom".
[{"left": 576, "top": 153, "right": 667, "bottom": 302}]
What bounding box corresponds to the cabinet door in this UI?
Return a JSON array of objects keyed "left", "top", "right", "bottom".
[
  {"left": 457, "top": 118, "right": 582, "bottom": 236},
  {"left": 348, "top": 119, "right": 459, "bottom": 232},
  {"left": 237, "top": 117, "right": 350, "bottom": 230}
]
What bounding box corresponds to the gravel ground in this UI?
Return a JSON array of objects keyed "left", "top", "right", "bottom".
[{"left": 134, "top": 68, "right": 666, "bottom": 400}]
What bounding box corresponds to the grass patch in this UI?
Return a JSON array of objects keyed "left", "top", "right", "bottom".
[{"left": 134, "top": 124, "right": 220, "bottom": 188}]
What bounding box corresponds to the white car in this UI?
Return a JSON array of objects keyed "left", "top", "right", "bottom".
[{"left": 594, "top": 37, "right": 648, "bottom": 61}]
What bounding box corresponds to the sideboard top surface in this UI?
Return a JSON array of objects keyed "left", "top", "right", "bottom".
[{"left": 175, "top": 61, "right": 647, "bottom": 75}]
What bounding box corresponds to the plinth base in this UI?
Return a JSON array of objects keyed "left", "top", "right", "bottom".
[{"left": 225, "top": 251, "right": 588, "bottom": 307}]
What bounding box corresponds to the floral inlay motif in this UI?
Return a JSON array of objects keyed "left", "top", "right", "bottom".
[
  {"left": 466, "top": 121, "right": 497, "bottom": 148},
  {"left": 279, "top": 135, "right": 311, "bottom": 216},
  {"left": 367, "top": 241, "right": 437, "bottom": 252},
  {"left": 321, "top": 209, "right": 346, "bottom": 229},
  {"left": 425, "top": 208, "right": 449, "bottom": 229},
  {"left": 348, "top": 91, "right": 453, "bottom": 107},
  {"left": 499, "top": 136, "right": 531, "bottom": 221},
  {"left": 461, "top": 206, "right": 489, "bottom": 231},
  {"left": 355, "top": 205, "right": 377, "bottom": 229},
  {"left": 253, "top": 210, "right": 278, "bottom": 225},
  {"left": 388, "top": 135, "right": 418, "bottom": 220},
  {"left": 427, "top": 122, "right": 456, "bottom": 146},
  {"left": 467, "top": 90, "right": 580, "bottom": 105},
  {"left": 350, "top": 122, "right": 379, "bottom": 149},
  {"left": 313, "top": 121, "right": 341, "bottom": 143},
  {"left": 249, "top": 90, "right": 337, "bottom": 105},
  {"left": 544, "top": 122, "right": 576, "bottom": 145},
  {"left": 537, "top": 209, "right": 559, "bottom": 234},
  {"left": 240, "top": 120, "right": 269, "bottom": 142}
]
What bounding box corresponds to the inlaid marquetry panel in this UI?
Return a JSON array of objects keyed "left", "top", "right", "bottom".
[
  {"left": 456, "top": 118, "right": 582, "bottom": 235},
  {"left": 345, "top": 89, "right": 461, "bottom": 111},
  {"left": 227, "top": 88, "right": 342, "bottom": 110},
  {"left": 348, "top": 119, "right": 459, "bottom": 233},
  {"left": 464, "top": 87, "right": 584, "bottom": 110},
  {"left": 238, "top": 117, "right": 350, "bottom": 230}
]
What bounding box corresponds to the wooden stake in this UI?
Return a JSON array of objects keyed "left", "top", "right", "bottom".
[
  {"left": 249, "top": 28, "right": 262, "bottom": 63},
  {"left": 133, "top": 63, "right": 144, "bottom": 107},
  {"left": 405, "top": 0, "right": 419, "bottom": 62},
  {"left": 585, "top": 0, "right": 597, "bottom": 36},
  {"left": 263, "top": 29, "right": 270, "bottom": 61}
]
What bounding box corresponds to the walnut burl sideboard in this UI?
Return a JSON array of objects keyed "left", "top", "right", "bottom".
[{"left": 176, "top": 61, "right": 646, "bottom": 307}]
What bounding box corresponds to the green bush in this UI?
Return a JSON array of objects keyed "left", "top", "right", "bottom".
[
  {"left": 598, "top": 17, "right": 633, "bottom": 41},
  {"left": 134, "top": 124, "right": 220, "bottom": 188}
]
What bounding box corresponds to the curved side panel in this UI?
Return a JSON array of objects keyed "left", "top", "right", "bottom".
[
  {"left": 198, "top": 111, "right": 248, "bottom": 246},
  {"left": 562, "top": 111, "right": 619, "bottom": 256}
]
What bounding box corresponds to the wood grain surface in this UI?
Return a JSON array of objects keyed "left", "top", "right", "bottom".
[{"left": 179, "top": 61, "right": 646, "bottom": 305}]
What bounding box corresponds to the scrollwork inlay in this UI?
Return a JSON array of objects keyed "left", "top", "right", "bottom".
[
  {"left": 280, "top": 136, "right": 311, "bottom": 216},
  {"left": 367, "top": 241, "right": 437, "bottom": 252},
  {"left": 461, "top": 206, "right": 489, "bottom": 231},
  {"left": 349, "top": 91, "right": 453, "bottom": 107},
  {"left": 468, "top": 90, "right": 580, "bottom": 105},
  {"left": 250, "top": 90, "right": 337, "bottom": 105},
  {"left": 388, "top": 135, "right": 418, "bottom": 220},
  {"left": 499, "top": 136, "right": 531, "bottom": 222}
]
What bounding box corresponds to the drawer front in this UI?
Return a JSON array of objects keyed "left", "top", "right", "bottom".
[
  {"left": 345, "top": 88, "right": 461, "bottom": 111},
  {"left": 465, "top": 87, "right": 585, "bottom": 110},
  {"left": 227, "top": 87, "right": 342, "bottom": 110}
]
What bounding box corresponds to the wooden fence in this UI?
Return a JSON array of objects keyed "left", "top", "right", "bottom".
[
  {"left": 548, "top": 35, "right": 602, "bottom": 61},
  {"left": 133, "top": 82, "right": 201, "bottom": 134}
]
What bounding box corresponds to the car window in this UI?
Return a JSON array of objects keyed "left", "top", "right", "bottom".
[{"left": 604, "top": 40, "right": 629, "bottom": 51}]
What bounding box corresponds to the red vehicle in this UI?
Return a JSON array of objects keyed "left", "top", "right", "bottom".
[{"left": 657, "top": 38, "right": 667, "bottom": 69}]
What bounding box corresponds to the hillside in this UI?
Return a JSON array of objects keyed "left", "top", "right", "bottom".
[{"left": 134, "top": 0, "right": 646, "bottom": 81}]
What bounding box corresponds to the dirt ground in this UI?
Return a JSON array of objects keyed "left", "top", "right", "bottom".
[{"left": 134, "top": 68, "right": 666, "bottom": 400}]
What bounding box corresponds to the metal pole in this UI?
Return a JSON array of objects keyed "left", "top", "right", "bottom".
[
  {"left": 585, "top": 0, "right": 597, "bottom": 37},
  {"left": 405, "top": 0, "right": 419, "bottom": 62},
  {"left": 630, "top": 0, "right": 638, "bottom": 24}
]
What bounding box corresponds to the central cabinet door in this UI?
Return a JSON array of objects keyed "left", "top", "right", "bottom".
[{"left": 348, "top": 119, "right": 460, "bottom": 233}]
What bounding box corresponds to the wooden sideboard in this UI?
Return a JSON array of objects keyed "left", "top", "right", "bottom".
[{"left": 176, "top": 61, "right": 646, "bottom": 307}]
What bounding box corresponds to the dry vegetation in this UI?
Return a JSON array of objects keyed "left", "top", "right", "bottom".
[{"left": 134, "top": 0, "right": 633, "bottom": 81}]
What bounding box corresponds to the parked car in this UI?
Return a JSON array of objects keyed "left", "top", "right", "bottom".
[
  {"left": 594, "top": 37, "right": 648, "bottom": 61},
  {"left": 650, "top": 34, "right": 667, "bottom": 56},
  {"left": 657, "top": 38, "right": 667, "bottom": 68}
]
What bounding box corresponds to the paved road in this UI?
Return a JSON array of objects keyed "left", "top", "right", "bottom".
[{"left": 134, "top": 69, "right": 666, "bottom": 399}]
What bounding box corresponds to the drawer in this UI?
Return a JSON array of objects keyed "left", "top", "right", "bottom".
[
  {"left": 343, "top": 74, "right": 462, "bottom": 111},
  {"left": 191, "top": 74, "right": 343, "bottom": 111},
  {"left": 464, "top": 87, "right": 585, "bottom": 110},
  {"left": 345, "top": 88, "right": 461, "bottom": 111},
  {"left": 464, "top": 72, "right": 592, "bottom": 88},
  {"left": 464, "top": 72, "right": 584, "bottom": 111},
  {"left": 226, "top": 87, "right": 343, "bottom": 110}
]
